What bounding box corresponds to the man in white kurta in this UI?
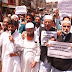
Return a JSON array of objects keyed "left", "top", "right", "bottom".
[
  {"left": 0, "top": 19, "right": 23, "bottom": 72},
  {"left": 21, "top": 22, "right": 40, "bottom": 72}
]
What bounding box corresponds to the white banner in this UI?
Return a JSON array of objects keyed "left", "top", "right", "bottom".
[
  {"left": 2, "top": 0, "right": 8, "bottom": 3},
  {"left": 47, "top": 40, "right": 72, "bottom": 59},
  {"left": 58, "top": 0, "right": 72, "bottom": 14},
  {"left": 46, "top": 0, "right": 58, "bottom": 2},
  {"left": 41, "top": 31, "right": 57, "bottom": 46},
  {"left": 15, "top": 6, "right": 27, "bottom": 14},
  {"left": 59, "top": 13, "right": 71, "bottom": 21}
]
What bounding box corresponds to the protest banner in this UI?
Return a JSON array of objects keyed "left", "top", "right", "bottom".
[
  {"left": 47, "top": 40, "right": 72, "bottom": 59},
  {"left": 41, "top": 31, "right": 57, "bottom": 46},
  {"left": 58, "top": 0, "right": 72, "bottom": 14},
  {"left": 15, "top": 6, "right": 27, "bottom": 14},
  {"left": 59, "top": 13, "right": 71, "bottom": 21}
]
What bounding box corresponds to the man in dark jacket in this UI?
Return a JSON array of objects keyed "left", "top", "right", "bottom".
[
  {"left": 39, "top": 15, "right": 57, "bottom": 72},
  {"left": 46, "top": 19, "right": 72, "bottom": 72}
]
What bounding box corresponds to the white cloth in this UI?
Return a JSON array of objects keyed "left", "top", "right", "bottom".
[
  {"left": 43, "top": 15, "right": 53, "bottom": 21},
  {"left": 0, "top": 30, "right": 3, "bottom": 61},
  {"left": 35, "top": 26, "right": 40, "bottom": 36},
  {"left": 11, "top": 14, "right": 19, "bottom": 19},
  {"left": 20, "top": 32, "right": 40, "bottom": 72},
  {"left": 26, "top": 22, "right": 34, "bottom": 29},
  {"left": 51, "top": 66, "right": 72, "bottom": 72},
  {"left": 61, "top": 20, "right": 71, "bottom": 26},
  {"left": 39, "top": 58, "right": 52, "bottom": 72},
  {"left": 0, "top": 31, "right": 23, "bottom": 72}
]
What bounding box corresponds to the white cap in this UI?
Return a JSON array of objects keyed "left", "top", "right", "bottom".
[
  {"left": 8, "top": 14, "right": 11, "bottom": 17},
  {"left": 26, "top": 22, "right": 34, "bottom": 29},
  {"left": 11, "top": 14, "right": 19, "bottom": 19},
  {"left": 43, "top": 15, "right": 53, "bottom": 21},
  {"left": 61, "top": 20, "right": 71, "bottom": 26}
]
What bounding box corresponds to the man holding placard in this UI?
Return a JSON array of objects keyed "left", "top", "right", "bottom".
[
  {"left": 39, "top": 15, "right": 57, "bottom": 72},
  {"left": 46, "top": 19, "right": 72, "bottom": 72}
]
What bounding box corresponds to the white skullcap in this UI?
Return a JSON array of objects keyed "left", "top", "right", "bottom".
[
  {"left": 26, "top": 22, "right": 34, "bottom": 29},
  {"left": 61, "top": 20, "right": 71, "bottom": 26},
  {"left": 8, "top": 14, "right": 11, "bottom": 17},
  {"left": 43, "top": 15, "right": 53, "bottom": 21},
  {"left": 11, "top": 14, "right": 19, "bottom": 19}
]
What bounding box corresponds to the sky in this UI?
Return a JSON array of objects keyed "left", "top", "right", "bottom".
[{"left": 46, "top": 0, "right": 58, "bottom": 2}]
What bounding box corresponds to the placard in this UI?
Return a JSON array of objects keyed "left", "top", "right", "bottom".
[
  {"left": 47, "top": 40, "right": 72, "bottom": 59},
  {"left": 41, "top": 31, "right": 57, "bottom": 46},
  {"left": 58, "top": 0, "right": 72, "bottom": 14},
  {"left": 15, "top": 6, "right": 27, "bottom": 14}
]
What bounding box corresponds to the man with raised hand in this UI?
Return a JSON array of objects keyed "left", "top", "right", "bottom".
[{"left": 0, "top": 19, "right": 23, "bottom": 72}]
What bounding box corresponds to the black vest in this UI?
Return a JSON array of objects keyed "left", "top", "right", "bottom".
[
  {"left": 39, "top": 27, "right": 56, "bottom": 62},
  {"left": 49, "top": 33, "right": 72, "bottom": 71}
]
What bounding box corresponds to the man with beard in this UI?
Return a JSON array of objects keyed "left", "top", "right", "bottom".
[
  {"left": 19, "top": 14, "right": 35, "bottom": 33},
  {"left": 34, "top": 16, "right": 41, "bottom": 35},
  {"left": 35, "top": 16, "right": 41, "bottom": 28},
  {"left": 19, "top": 14, "right": 26, "bottom": 26},
  {"left": 39, "top": 15, "right": 57, "bottom": 72},
  {"left": 46, "top": 20, "right": 72, "bottom": 72},
  {"left": 20, "top": 22, "right": 40, "bottom": 72},
  {"left": 0, "top": 19, "right": 23, "bottom": 72}
]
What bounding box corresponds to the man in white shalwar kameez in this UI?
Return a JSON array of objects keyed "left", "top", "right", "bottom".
[
  {"left": 20, "top": 22, "right": 40, "bottom": 72},
  {"left": 0, "top": 20, "right": 23, "bottom": 72}
]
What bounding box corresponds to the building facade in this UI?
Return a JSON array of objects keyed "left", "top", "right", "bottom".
[
  {"left": 46, "top": 1, "right": 58, "bottom": 14},
  {"left": 31, "top": 0, "right": 46, "bottom": 13}
]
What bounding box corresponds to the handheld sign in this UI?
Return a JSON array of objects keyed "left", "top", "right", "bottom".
[
  {"left": 47, "top": 40, "right": 72, "bottom": 59},
  {"left": 58, "top": 0, "right": 72, "bottom": 14},
  {"left": 15, "top": 6, "right": 27, "bottom": 14},
  {"left": 41, "top": 31, "right": 57, "bottom": 46}
]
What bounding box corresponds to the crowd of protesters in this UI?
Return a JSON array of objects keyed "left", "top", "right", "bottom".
[{"left": 0, "top": 7, "right": 72, "bottom": 72}]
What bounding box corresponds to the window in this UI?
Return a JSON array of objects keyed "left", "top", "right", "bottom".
[{"left": 9, "top": 0, "right": 14, "bottom": 5}]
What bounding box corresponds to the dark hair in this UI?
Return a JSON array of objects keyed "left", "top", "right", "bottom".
[
  {"left": 45, "top": 14, "right": 48, "bottom": 15},
  {"left": 31, "top": 12, "right": 35, "bottom": 14},
  {"left": 63, "top": 16, "right": 70, "bottom": 20},
  {"left": 35, "top": 16, "right": 41, "bottom": 20},
  {"left": 39, "top": 9, "right": 43, "bottom": 11},
  {"left": 26, "top": 13, "right": 34, "bottom": 21},
  {"left": 21, "top": 14, "right": 25, "bottom": 17},
  {"left": 8, "top": 19, "right": 18, "bottom": 27}
]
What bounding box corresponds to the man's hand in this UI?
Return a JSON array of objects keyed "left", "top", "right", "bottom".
[
  {"left": 46, "top": 43, "right": 50, "bottom": 47},
  {"left": 71, "top": 45, "right": 72, "bottom": 48},
  {"left": 30, "top": 61, "right": 37, "bottom": 68},
  {"left": 55, "top": 8, "right": 59, "bottom": 18},
  {"left": 0, "top": 24, "right": 2, "bottom": 31},
  {"left": 49, "top": 37, "right": 56, "bottom": 41},
  {"left": 9, "top": 53, "right": 19, "bottom": 57},
  {"left": 58, "top": 30, "right": 62, "bottom": 37},
  {"left": 9, "top": 35, "right": 15, "bottom": 43},
  {"left": 21, "top": 31, "right": 26, "bottom": 40}
]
